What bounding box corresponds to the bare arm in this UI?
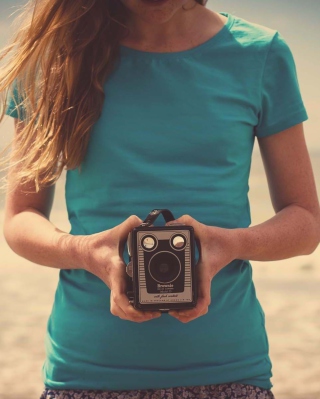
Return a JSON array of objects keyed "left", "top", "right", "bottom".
[
  {"left": 3, "top": 118, "right": 82, "bottom": 270},
  {"left": 234, "top": 122, "right": 320, "bottom": 261}
]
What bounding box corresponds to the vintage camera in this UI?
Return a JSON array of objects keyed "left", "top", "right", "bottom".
[{"left": 126, "top": 209, "right": 198, "bottom": 313}]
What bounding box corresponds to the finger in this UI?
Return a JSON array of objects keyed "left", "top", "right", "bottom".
[
  {"left": 110, "top": 298, "right": 128, "bottom": 320},
  {"left": 112, "top": 290, "right": 161, "bottom": 322},
  {"left": 111, "top": 300, "right": 152, "bottom": 323},
  {"left": 166, "top": 215, "right": 198, "bottom": 231},
  {"left": 110, "top": 281, "right": 150, "bottom": 322},
  {"left": 165, "top": 216, "right": 205, "bottom": 258},
  {"left": 170, "top": 312, "right": 208, "bottom": 323},
  {"left": 169, "top": 266, "right": 211, "bottom": 322},
  {"left": 169, "top": 297, "right": 209, "bottom": 323}
]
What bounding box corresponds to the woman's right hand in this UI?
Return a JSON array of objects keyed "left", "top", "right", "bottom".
[{"left": 75, "top": 215, "right": 162, "bottom": 323}]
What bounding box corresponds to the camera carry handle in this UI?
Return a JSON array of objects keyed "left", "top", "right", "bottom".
[{"left": 140, "top": 209, "right": 176, "bottom": 227}]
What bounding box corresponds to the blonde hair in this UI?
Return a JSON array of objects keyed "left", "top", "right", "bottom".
[{"left": 0, "top": 0, "right": 207, "bottom": 194}]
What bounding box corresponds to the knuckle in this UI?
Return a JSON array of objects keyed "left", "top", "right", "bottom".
[
  {"left": 202, "top": 295, "right": 210, "bottom": 303},
  {"left": 200, "top": 304, "right": 208, "bottom": 313},
  {"left": 112, "top": 293, "right": 120, "bottom": 303},
  {"left": 187, "top": 311, "right": 196, "bottom": 318},
  {"left": 110, "top": 306, "right": 117, "bottom": 316}
]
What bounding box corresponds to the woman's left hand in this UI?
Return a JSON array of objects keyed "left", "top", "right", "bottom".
[{"left": 165, "top": 214, "right": 239, "bottom": 323}]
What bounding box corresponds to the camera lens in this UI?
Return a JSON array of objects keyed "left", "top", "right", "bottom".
[
  {"left": 149, "top": 252, "right": 181, "bottom": 283},
  {"left": 159, "top": 263, "right": 169, "bottom": 273}
]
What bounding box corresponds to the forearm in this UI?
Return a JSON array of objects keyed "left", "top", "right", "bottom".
[
  {"left": 233, "top": 204, "right": 320, "bottom": 261},
  {"left": 3, "top": 207, "right": 83, "bottom": 270}
]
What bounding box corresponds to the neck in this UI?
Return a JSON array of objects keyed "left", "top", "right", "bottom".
[{"left": 122, "top": 1, "right": 204, "bottom": 48}]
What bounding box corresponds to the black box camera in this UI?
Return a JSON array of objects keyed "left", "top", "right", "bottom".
[{"left": 126, "top": 209, "right": 198, "bottom": 313}]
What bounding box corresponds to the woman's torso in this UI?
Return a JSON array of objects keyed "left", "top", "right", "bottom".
[{"left": 42, "top": 12, "right": 275, "bottom": 391}]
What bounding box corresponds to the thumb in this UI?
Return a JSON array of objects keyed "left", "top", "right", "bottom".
[
  {"left": 115, "top": 215, "right": 143, "bottom": 259},
  {"left": 165, "top": 214, "right": 198, "bottom": 226},
  {"left": 166, "top": 217, "right": 184, "bottom": 226},
  {"left": 117, "top": 214, "right": 143, "bottom": 241}
]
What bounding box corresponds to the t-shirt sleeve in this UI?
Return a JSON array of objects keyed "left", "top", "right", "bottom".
[
  {"left": 5, "top": 80, "right": 26, "bottom": 120},
  {"left": 254, "top": 31, "right": 308, "bottom": 138}
]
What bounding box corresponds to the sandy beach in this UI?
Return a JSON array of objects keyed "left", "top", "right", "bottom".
[{"left": 0, "top": 150, "right": 319, "bottom": 399}]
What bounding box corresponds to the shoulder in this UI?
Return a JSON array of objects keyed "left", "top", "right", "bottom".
[{"left": 229, "top": 13, "right": 282, "bottom": 52}]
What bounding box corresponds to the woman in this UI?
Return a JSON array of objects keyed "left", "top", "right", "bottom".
[{"left": 1, "top": 0, "right": 319, "bottom": 398}]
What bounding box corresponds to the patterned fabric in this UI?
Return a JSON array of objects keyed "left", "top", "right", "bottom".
[{"left": 40, "top": 383, "right": 275, "bottom": 399}]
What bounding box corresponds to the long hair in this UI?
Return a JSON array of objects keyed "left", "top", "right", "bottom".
[{"left": 0, "top": 0, "right": 208, "bottom": 193}]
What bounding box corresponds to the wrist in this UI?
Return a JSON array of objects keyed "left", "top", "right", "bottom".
[
  {"left": 229, "top": 227, "right": 255, "bottom": 261},
  {"left": 225, "top": 229, "right": 242, "bottom": 262},
  {"left": 225, "top": 227, "right": 243, "bottom": 261},
  {"left": 56, "top": 233, "right": 87, "bottom": 270},
  {"left": 205, "top": 225, "right": 241, "bottom": 264}
]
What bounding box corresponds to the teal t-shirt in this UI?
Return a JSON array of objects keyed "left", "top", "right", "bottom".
[{"left": 6, "top": 12, "right": 308, "bottom": 391}]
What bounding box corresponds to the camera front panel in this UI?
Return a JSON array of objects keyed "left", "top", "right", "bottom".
[{"left": 135, "top": 228, "right": 194, "bottom": 306}]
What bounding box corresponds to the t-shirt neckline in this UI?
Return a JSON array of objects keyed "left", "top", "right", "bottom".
[{"left": 119, "top": 11, "right": 234, "bottom": 59}]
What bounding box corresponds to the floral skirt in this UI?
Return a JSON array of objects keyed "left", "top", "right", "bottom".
[{"left": 39, "top": 383, "right": 276, "bottom": 399}]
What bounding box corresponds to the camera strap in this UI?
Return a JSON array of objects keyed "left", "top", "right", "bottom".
[{"left": 140, "top": 209, "right": 175, "bottom": 227}]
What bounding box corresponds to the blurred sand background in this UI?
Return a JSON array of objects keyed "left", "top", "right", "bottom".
[{"left": 0, "top": 0, "right": 320, "bottom": 398}]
